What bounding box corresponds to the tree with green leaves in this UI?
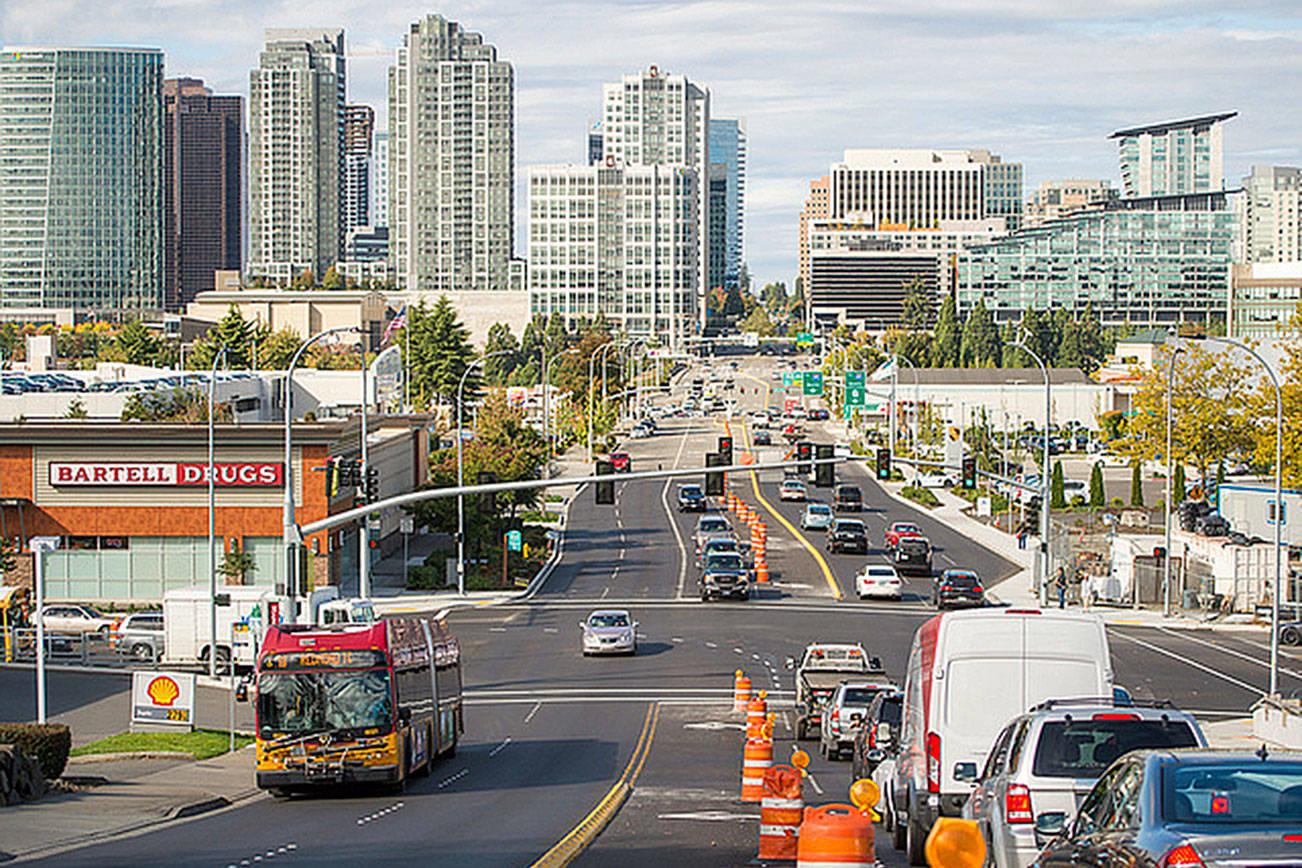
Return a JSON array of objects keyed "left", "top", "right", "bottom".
[
  {"left": 932, "top": 292, "right": 961, "bottom": 368},
  {"left": 112, "top": 320, "right": 162, "bottom": 365},
  {"left": 257, "top": 328, "right": 304, "bottom": 370},
  {"left": 0, "top": 537, "right": 16, "bottom": 581},
  {"left": 960, "top": 301, "right": 1002, "bottom": 367},
  {"left": 1173, "top": 464, "right": 1187, "bottom": 503},
  {"left": 1130, "top": 461, "right": 1145, "bottom": 507},
  {"left": 1089, "top": 462, "right": 1105, "bottom": 508},
  {"left": 1050, "top": 460, "right": 1066, "bottom": 508},
  {"left": 291, "top": 270, "right": 317, "bottom": 289},
  {"left": 65, "top": 397, "right": 88, "bottom": 420},
  {"left": 321, "top": 266, "right": 346, "bottom": 291},
  {"left": 218, "top": 548, "right": 257, "bottom": 585},
  {"left": 740, "top": 305, "right": 776, "bottom": 336},
  {"left": 189, "top": 306, "right": 254, "bottom": 369},
  {"left": 482, "top": 323, "right": 521, "bottom": 387}
]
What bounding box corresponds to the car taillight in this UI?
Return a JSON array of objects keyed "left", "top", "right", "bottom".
[
  {"left": 1091, "top": 713, "right": 1140, "bottom": 720},
  {"left": 926, "top": 732, "right": 941, "bottom": 793},
  {"left": 972, "top": 586, "right": 984, "bottom": 593},
  {"left": 940, "top": 585, "right": 952, "bottom": 592},
  {"left": 1005, "top": 784, "right": 1033, "bottom": 823},
  {"left": 1160, "top": 845, "right": 1204, "bottom": 868}
]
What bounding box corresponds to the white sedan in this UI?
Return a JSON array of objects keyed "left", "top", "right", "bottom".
[
  {"left": 914, "top": 472, "right": 958, "bottom": 489},
  {"left": 579, "top": 609, "right": 638, "bottom": 656},
  {"left": 855, "top": 564, "right": 903, "bottom": 600},
  {"left": 779, "top": 479, "right": 807, "bottom": 501}
]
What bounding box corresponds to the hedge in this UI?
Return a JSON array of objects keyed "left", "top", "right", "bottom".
[{"left": 0, "top": 723, "right": 71, "bottom": 780}]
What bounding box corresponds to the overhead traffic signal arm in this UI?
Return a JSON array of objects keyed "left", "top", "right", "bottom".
[{"left": 594, "top": 461, "right": 615, "bottom": 505}]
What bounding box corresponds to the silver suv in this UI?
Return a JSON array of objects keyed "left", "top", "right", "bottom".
[
  {"left": 818, "top": 678, "right": 897, "bottom": 761},
  {"left": 962, "top": 698, "right": 1205, "bottom": 868},
  {"left": 111, "top": 611, "right": 165, "bottom": 662}
]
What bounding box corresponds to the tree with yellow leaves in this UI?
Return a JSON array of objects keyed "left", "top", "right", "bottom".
[{"left": 1247, "top": 310, "right": 1302, "bottom": 489}]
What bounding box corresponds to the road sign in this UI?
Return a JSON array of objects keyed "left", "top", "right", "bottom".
[
  {"left": 400, "top": 516, "right": 415, "bottom": 535},
  {"left": 782, "top": 372, "right": 792, "bottom": 388},
  {"left": 802, "top": 371, "right": 823, "bottom": 396},
  {"left": 845, "top": 370, "right": 866, "bottom": 388},
  {"left": 797, "top": 332, "right": 814, "bottom": 346},
  {"left": 131, "top": 670, "right": 195, "bottom": 729},
  {"left": 845, "top": 385, "right": 866, "bottom": 407},
  {"left": 505, "top": 529, "right": 522, "bottom": 552}
]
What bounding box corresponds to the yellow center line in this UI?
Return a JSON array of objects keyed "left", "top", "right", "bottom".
[{"left": 738, "top": 423, "right": 844, "bottom": 601}]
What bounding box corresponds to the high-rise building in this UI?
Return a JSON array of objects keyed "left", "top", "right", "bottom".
[
  {"left": 1023, "top": 179, "right": 1117, "bottom": 227},
  {"left": 389, "top": 14, "right": 515, "bottom": 292},
  {"left": 248, "top": 28, "right": 345, "bottom": 286},
  {"left": 797, "top": 176, "right": 830, "bottom": 294},
  {"left": 1229, "top": 263, "right": 1302, "bottom": 340},
  {"left": 707, "top": 165, "right": 728, "bottom": 292},
  {"left": 0, "top": 47, "right": 164, "bottom": 310},
  {"left": 343, "top": 104, "right": 374, "bottom": 230},
  {"left": 828, "top": 148, "right": 1021, "bottom": 227},
  {"left": 528, "top": 163, "right": 698, "bottom": 342},
  {"left": 708, "top": 117, "right": 746, "bottom": 290},
  {"left": 1110, "top": 113, "right": 1235, "bottom": 198},
  {"left": 163, "top": 78, "right": 242, "bottom": 311},
  {"left": 587, "top": 121, "right": 603, "bottom": 166},
  {"left": 371, "top": 131, "right": 389, "bottom": 228},
  {"left": 957, "top": 192, "right": 1233, "bottom": 328},
  {"left": 1237, "top": 166, "right": 1302, "bottom": 264},
  {"left": 601, "top": 67, "right": 710, "bottom": 324}
]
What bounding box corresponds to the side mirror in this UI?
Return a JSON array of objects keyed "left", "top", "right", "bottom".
[
  {"left": 1034, "top": 812, "right": 1067, "bottom": 847},
  {"left": 866, "top": 748, "right": 887, "bottom": 765},
  {"left": 235, "top": 682, "right": 249, "bottom": 703},
  {"left": 953, "top": 762, "right": 979, "bottom": 783},
  {"left": 876, "top": 722, "right": 892, "bottom": 746},
  {"left": 579, "top": 622, "right": 587, "bottom": 629},
  {"left": 784, "top": 657, "right": 795, "bottom": 670}
]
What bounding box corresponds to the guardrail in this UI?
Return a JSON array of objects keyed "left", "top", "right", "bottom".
[{"left": 0, "top": 627, "right": 157, "bottom": 669}]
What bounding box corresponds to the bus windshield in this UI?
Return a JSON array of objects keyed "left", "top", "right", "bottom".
[{"left": 257, "top": 669, "right": 393, "bottom": 737}]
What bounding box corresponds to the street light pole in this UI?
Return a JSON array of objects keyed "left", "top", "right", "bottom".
[
  {"left": 207, "top": 345, "right": 227, "bottom": 677},
  {"left": 457, "top": 349, "right": 513, "bottom": 596},
  {"left": 359, "top": 358, "right": 370, "bottom": 599},
  {"left": 888, "top": 353, "right": 920, "bottom": 480},
  {"left": 542, "top": 346, "right": 580, "bottom": 468},
  {"left": 1208, "top": 336, "right": 1284, "bottom": 695},
  {"left": 284, "top": 326, "right": 355, "bottom": 622},
  {"left": 587, "top": 339, "right": 617, "bottom": 462},
  {"left": 1163, "top": 344, "right": 1187, "bottom": 618},
  {"left": 1012, "top": 337, "right": 1051, "bottom": 605}
]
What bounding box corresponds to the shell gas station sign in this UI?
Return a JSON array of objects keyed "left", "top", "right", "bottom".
[{"left": 131, "top": 671, "right": 196, "bottom": 729}]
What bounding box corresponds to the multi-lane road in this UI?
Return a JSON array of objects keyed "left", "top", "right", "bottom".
[{"left": 17, "top": 355, "right": 1302, "bottom": 867}]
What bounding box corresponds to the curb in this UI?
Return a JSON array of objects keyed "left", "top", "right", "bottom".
[
  {"left": 528, "top": 782, "right": 631, "bottom": 868},
  {"left": 68, "top": 751, "right": 194, "bottom": 764}
]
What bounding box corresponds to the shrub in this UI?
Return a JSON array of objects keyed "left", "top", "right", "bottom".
[
  {"left": 900, "top": 484, "right": 941, "bottom": 508},
  {"left": 0, "top": 723, "right": 71, "bottom": 779}
]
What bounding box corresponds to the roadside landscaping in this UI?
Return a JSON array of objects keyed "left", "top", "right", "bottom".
[
  {"left": 899, "top": 484, "right": 941, "bottom": 508},
  {"left": 70, "top": 730, "right": 251, "bottom": 761}
]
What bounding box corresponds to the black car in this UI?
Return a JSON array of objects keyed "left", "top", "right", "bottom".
[
  {"left": 851, "top": 690, "right": 903, "bottom": 781},
  {"left": 835, "top": 485, "right": 862, "bottom": 512},
  {"left": 699, "top": 552, "right": 749, "bottom": 601},
  {"left": 932, "top": 569, "right": 984, "bottom": 608},
  {"left": 827, "top": 519, "right": 868, "bottom": 555},
  {"left": 676, "top": 484, "right": 706, "bottom": 512},
  {"left": 753, "top": 430, "right": 772, "bottom": 445},
  {"left": 894, "top": 537, "right": 932, "bottom": 577}
]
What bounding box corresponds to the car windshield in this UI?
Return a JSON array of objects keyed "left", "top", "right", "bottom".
[
  {"left": 707, "top": 554, "right": 744, "bottom": 571},
  {"left": 700, "top": 518, "right": 728, "bottom": 532},
  {"left": 842, "top": 688, "right": 881, "bottom": 705},
  {"left": 839, "top": 488, "right": 861, "bottom": 499},
  {"left": 835, "top": 522, "right": 864, "bottom": 532},
  {"left": 680, "top": 486, "right": 702, "bottom": 498},
  {"left": 867, "top": 569, "right": 896, "bottom": 579},
  {"left": 783, "top": 481, "right": 801, "bottom": 489},
  {"left": 1163, "top": 761, "right": 1302, "bottom": 823},
  {"left": 1034, "top": 719, "right": 1199, "bottom": 779},
  {"left": 809, "top": 505, "right": 831, "bottom": 515},
  {"left": 257, "top": 669, "right": 393, "bottom": 736},
  {"left": 879, "top": 697, "right": 903, "bottom": 727},
  {"left": 706, "top": 540, "right": 739, "bottom": 554},
  {"left": 589, "top": 614, "right": 630, "bottom": 628},
  {"left": 895, "top": 524, "right": 921, "bottom": 535}
]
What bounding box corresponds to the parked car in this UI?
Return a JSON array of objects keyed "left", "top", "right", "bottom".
[
  {"left": 676, "top": 484, "right": 707, "bottom": 512},
  {"left": 1036, "top": 749, "right": 1302, "bottom": 868},
  {"left": 40, "top": 604, "right": 117, "bottom": 636},
  {"left": 932, "top": 569, "right": 986, "bottom": 609},
  {"left": 891, "top": 609, "right": 1113, "bottom": 865},
  {"left": 819, "top": 678, "right": 898, "bottom": 761},
  {"left": 1281, "top": 620, "right": 1302, "bottom": 645},
  {"left": 828, "top": 519, "right": 869, "bottom": 554},
  {"left": 885, "top": 522, "right": 925, "bottom": 550},
  {"left": 966, "top": 698, "right": 1205, "bottom": 868},
  {"left": 579, "top": 609, "right": 637, "bottom": 656},
  {"left": 609, "top": 452, "right": 631, "bottom": 473},
  {"left": 779, "top": 479, "right": 807, "bottom": 501},
  {"left": 894, "top": 537, "right": 933, "bottom": 577},
  {"left": 856, "top": 564, "right": 903, "bottom": 600},
  {"left": 801, "top": 503, "right": 834, "bottom": 531},
  {"left": 915, "top": 472, "right": 958, "bottom": 489},
  {"left": 835, "top": 485, "right": 863, "bottom": 512},
  {"left": 110, "top": 610, "right": 165, "bottom": 661}
]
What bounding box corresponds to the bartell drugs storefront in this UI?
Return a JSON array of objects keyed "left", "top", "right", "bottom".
[{"left": 0, "top": 420, "right": 425, "bottom": 604}]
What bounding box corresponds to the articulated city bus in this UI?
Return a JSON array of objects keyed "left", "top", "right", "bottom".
[{"left": 251, "top": 614, "right": 462, "bottom": 794}]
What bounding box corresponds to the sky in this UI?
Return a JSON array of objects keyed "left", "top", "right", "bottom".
[{"left": 3, "top": 1, "right": 1300, "bottom": 291}]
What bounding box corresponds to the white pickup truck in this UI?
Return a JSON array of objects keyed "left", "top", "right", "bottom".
[{"left": 788, "top": 642, "right": 885, "bottom": 740}]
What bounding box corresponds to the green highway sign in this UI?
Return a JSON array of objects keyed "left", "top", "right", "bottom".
[
  {"left": 796, "top": 332, "right": 814, "bottom": 346},
  {"left": 803, "top": 371, "right": 824, "bottom": 396},
  {"left": 845, "top": 385, "right": 866, "bottom": 407},
  {"left": 845, "top": 370, "right": 866, "bottom": 388}
]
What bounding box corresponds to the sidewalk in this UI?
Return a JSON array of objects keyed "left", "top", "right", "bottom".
[{"left": 0, "top": 747, "right": 259, "bottom": 864}]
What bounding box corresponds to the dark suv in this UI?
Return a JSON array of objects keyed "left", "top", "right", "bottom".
[
  {"left": 894, "top": 536, "right": 932, "bottom": 576},
  {"left": 676, "top": 484, "right": 706, "bottom": 512},
  {"left": 932, "top": 568, "right": 985, "bottom": 609},
  {"left": 827, "top": 519, "right": 868, "bottom": 554},
  {"left": 835, "top": 485, "right": 863, "bottom": 512},
  {"left": 851, "top": 690, "right": 903, "bottom": 781}
]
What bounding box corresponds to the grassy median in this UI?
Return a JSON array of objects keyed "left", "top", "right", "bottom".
[{"left": 70, "top": 729, "right": 252, "bottom": 760}]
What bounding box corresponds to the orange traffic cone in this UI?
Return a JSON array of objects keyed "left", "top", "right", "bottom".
[{"left": 759, "top": 765, "right": 804, "bottom": 860}]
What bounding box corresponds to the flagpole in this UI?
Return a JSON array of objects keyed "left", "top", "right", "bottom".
[{"left": 404, "top": 318, "right": 410, "bottom": 414}]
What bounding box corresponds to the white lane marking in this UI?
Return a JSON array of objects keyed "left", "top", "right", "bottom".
[
  {"left": 437, "top": 769, "right": 469, "bottom": 789},
  {"left": 751, "top": 653, "right": 760, "bottom": 660},
  {"left": 489, "top": 736, "right": 512, "bottom": 757},
  {"left": 601, "top": 586, "right": 611, "bottom": 599},
  {"left": 683, "top": 721, "right": 747, "bottom": 731},
  {"left": 356, "top": 802, "right": 405, "bottom": 825},
  {"left": 671, "top": 637, "right": 684, "bottom": 643},
  {"left": 1156, "top": 627, "right": 1302, "bottom": 681},
  {"left": 470, "top": 697, "right": 797, "bottom": 706},
  {"left": 659, "top": 415, "right": 696, "bottom": 599},
  {"left": 489, "top": 626, "right": 507, "bottom": 632},
  {"left": 524, "top": 701, "right": 542, "bottom": 724},
  {"left": 543, "top": 627, "right": 558, "bottom": 633},
  {"left": 940, "top": 553, "right": 957, "bottom": 566},
  {"left": 658, "top": 811, "right": 757, "bottom": 822},
  {"left": 806, "top": 773, "right": 825, "bottom": 795},
  {"left": 1111, "top": 630, "right": 1262, "bottom": 694},
  {"left": 618, "top": 548, "right": 626, "bottom": 559},
  {"left": 733, "top": 647, "right": 744, "bottom": 654},
  {"left": 611, "top": 567, "right": 621, "bottom": 580},
  {"left": 705, "top": 641, "right": 718, "bottom": 648}
]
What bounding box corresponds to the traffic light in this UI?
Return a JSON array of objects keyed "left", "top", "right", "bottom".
[
  {"left": 477, "top": 470, "right": 497, "bottom": 515},
  {"left": 324, "top": 457, "right": 340, "bottom": 497},
  {"left": 718, "top": 436, "right": 733, "bottom": 465},
  {"left": 814, "top": 443, "right": 835, "bottom": 488},
  {"left": 705, "top": 452, "right": 726, "bottom": 496},
  {"left": 961, "top": 455, "right": 977, "bottom": 490},
  {"left": 876, "top": 448, "right": 891, "bottom": 480},
  {"left": 336, "top": 457, "right": 361, "bottom": 488},
  {"left": 595, "top": 461, "right": 615, "bottom": 505},
  {"left": 797, "top": 441, "right": 812, "bottom": 475},
  {"left": 365, "top": 466, "right": 380, "bottom": 503}
]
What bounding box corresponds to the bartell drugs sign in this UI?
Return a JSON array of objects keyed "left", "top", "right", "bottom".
[{"left": 50, "top": 462, "right": 284, "bottom": 487}]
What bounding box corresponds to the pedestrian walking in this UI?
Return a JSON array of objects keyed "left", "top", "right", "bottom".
[
  {"left": 1017, "top": 523, "right": 1027, "bottom": 550},
  {"left": 1054, "top": 567, "right": 1067, "bottom": 609},
  {"left": 1079, "top": 573, "right": 1093, "bottom": 611}
]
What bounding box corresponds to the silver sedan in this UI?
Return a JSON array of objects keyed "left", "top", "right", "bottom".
[{"left": 579, "top": 609, "right": 638, "bottom": 656}]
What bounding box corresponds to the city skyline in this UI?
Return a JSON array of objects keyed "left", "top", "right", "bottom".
[{"left": 2, "top": 1, "right": 1300, "bottom": 291}]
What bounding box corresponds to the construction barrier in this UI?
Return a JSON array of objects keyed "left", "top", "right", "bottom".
[
  {"left": 795, "top": 804, "right": 874, "bottom": 867},
  {"left": 759, "top": 764, "right": 804, "bottom": 860},
  {"left": 733, "top": 670, "right": 752, "bottom": 713},
  {"left": 741, "top": 735, "right": 773, "bottom": 803},
  {"left": 746, "top": 691, "right": 768, "bottom": 735},
  {"left": 756, "top": 562, "right": 770, "bottom": 583},
  {"left": 925, "top": 818, "right": 987, "bottom": 868}
]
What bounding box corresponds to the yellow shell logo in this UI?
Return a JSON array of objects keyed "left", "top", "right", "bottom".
[{"left": 147, "top": 676, "right": 180, "bottom": 706}]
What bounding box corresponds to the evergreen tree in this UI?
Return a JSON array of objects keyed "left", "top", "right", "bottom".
[
  {"left": 1050, "top": 460, "right": 1066, "bottom": 508},
  {"left": 1130, "top": 461, "right": 1145, "bottom": 507},
  {"left": 482, "top": 323, "right": 520, "bottom": 387},
  {"left": 190, "top": 306, "right": 254, "bottom": 369},
  {"left": 114, "top": 320, "right": 161, "bottom": 365},
  {"left": 426, "top": 295, "right": 476, "bottom": 405},
  {"left": 1089, "top": 462, "right": 1105, "bottom": 508},
  {"left": 291, "top": 270, "right": 317, "bottom": 289},
  {"left": 900, "top": 279, "right": 930, "bottom": 332},
  {"left": 257, "top": 328, "right": 303, "bottom": 370},
  {"left": 321, "top": 266, "right": 346, "bottom": 291},
  {"left": 932, "top": 292, "right": 961, "bottom": 368},
  {"left": 1173, "top": 463, "right": 1187, "bottom": 503},
  {"left": 960, "top": 301, "right": 1001, "bottom": 367}
]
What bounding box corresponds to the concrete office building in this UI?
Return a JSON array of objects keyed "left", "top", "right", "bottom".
[
  {"left": 248, "top": 29, "right": 345, "bottom": 286},
  {"left": 829, "top": 149, "right": 1021, "bottom": 229},
  {"left": 1237, "top": 166, "right": 1301, "bottom": 264},
  {"left": 163, "top": 78, "right": 243, "bottom": 311},
  {"left": 0, "top": 47, "right": 164, "bottom": 311},
  {"left": 1228, "top": 262, "right": 1302, "bottom": 340},
  {"left": 527, "top": 163, "right": 698, "bottom": 343},
  {"left": 389, "top": 14, "right": 515, "bottom": 293},
  {"left": 1024, "top": 179, "right": 1117, "bottom": 227},
  {"left": 1111, "top": 113, "right": 1234, "bottom": 198},
  {"left": 797, "top": 176, "right": 830, "bottom": 294},
  {"left": 957, "top": 192, "right": 1233, "bottom": 328},
  {"left": 809, "top": 240, "right": 940, "bottom": 330},
  {"left": 708, "top": 117, "right": 746, "bottom": 290},
  {"left": 371, "top": 131, "right": 389, "bottom": 229},
  {"left": 600, "top": 67, "right": 710, "bottom": 324},
  {"left": 343, "top": 104, "right": 374, "bottom": 230}
]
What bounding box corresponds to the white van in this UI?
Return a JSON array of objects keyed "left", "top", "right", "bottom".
[{"left": 891, "top": 608, "right": 1112, "bottom": 865}]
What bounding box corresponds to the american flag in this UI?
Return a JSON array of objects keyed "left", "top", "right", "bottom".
[{"left": 382, "top": 305, "right": 407, "bottom": 345}]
